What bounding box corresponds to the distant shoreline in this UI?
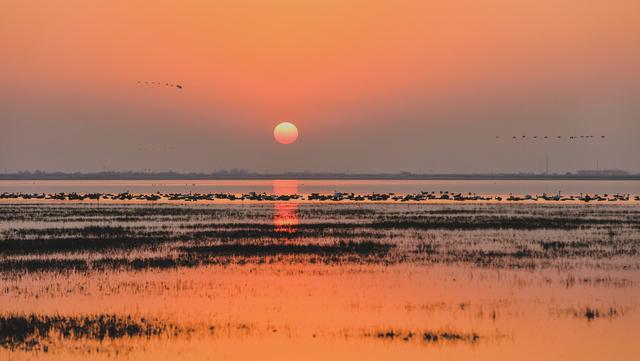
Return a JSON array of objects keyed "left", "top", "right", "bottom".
[{"left": 1, "top": 172, "right": 639, "bottom": 181}]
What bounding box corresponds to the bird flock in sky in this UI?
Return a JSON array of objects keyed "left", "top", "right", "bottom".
[
  {"left": 496, "top": 135, "right": 606, "bottom": 140},
  {"left": 137, "top": 81, "right": 182, "bottom": 89}
]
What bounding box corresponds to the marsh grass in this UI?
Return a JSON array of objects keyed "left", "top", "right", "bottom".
[
  {"left": 179, "top": 241, "right": 393, "bottom": 256},
  {"left": 0, "top": 314, "right": 187, "bottom": 351},
  {"left": 578, "top": 307, "right": 622, "bottom": 321},
  {"left": 365, "top": 329, "right": 481, "bottom": 344},
  {"left": 0, "top": 202, "right": 638, "bottom": 357},
  {"left": 1, "top": 203, "right": 639, "bottom": 273},
  {"left": 550, "top": 306, "right": 625, "bottom": 321}
]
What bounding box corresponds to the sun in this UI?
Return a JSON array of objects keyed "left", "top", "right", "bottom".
[{"left": 273, "top": 122, "right": 299, "bottom": 145}]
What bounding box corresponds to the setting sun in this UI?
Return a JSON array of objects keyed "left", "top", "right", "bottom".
[{"left": 274, "top": 122, "right": 299, "bottom": 145}]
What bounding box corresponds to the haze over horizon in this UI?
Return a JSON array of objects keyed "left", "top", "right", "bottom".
[{"left": 2, "top": 1, "right": 639, "bottom": 174}]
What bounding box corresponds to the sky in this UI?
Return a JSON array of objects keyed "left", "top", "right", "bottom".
[{"left": 1, "top": 0, "right": 639, "bottom": 174}]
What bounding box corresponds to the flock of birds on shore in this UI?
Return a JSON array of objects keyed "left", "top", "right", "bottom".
[{"left": 0, "top": 191, "right": 635, "bottom": 203}]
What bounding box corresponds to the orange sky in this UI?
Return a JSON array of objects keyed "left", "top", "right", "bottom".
[{"left": 1, "top": 0, "right": 639, "bottom": 172}]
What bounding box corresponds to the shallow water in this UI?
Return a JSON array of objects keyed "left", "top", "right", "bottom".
[{"left": 0, "top": 194, "right": 639, "bottom": 360}]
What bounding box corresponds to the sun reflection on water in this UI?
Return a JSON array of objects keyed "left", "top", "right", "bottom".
[{"left": 273, "top": 180, "right": 299, "bottom": 233}]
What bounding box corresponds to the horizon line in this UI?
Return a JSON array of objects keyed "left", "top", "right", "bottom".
[{"left": 0, "top": 170, "right": 638, "bottom": 181}]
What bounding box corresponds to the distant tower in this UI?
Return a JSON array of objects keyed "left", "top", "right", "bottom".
[{"left": 545, "top": 155, "right": 549, "bottom": 175}]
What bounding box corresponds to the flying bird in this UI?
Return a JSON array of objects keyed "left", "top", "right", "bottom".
[
  {"left": 497, "top": 134, "right": 607, "bottom": 141},
  {"left": 138, "top": 81, "right": 183, "bottom": 90}
]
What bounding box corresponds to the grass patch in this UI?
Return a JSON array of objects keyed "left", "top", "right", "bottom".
[{"left": 0, "top": 314, "right": 186, "bottom": 351}]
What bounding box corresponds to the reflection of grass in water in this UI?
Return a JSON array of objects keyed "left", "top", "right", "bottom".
[
  {"left": 551, "top": 306, "right": 624, "bottom": 321},
  {"left": 365, "top": 329, "right": 480, "bottom": 344},
  {"left": 0, "top": 314, "right": 190, "bottom": 351},
  {"left": 562, "top": 276, "right": 634, "bottom": 288},
  {"left": 578, "top": 307, "right": 622, "bottom": 321},
  {"left": 0, "top": 259, "right": 89, "bottom": 273},
  {"left": 179, "top": 241, "right": 393, "bottom": 256},
  {"left": 0, "top": 241, "right": 395, "bottom": 273},
  {"left": 0, "top": 314, "right": 487, "bottom": 353},
  {"left": 0, "top": 226, "right": 387, "bottom": 255}
]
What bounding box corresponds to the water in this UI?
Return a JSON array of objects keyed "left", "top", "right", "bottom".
[
  {"left": 1, "top": 179, "right": 639, "bottom": 195},
  {"left": 0, "top": 184, "right": 639, "bottom": 360}
]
